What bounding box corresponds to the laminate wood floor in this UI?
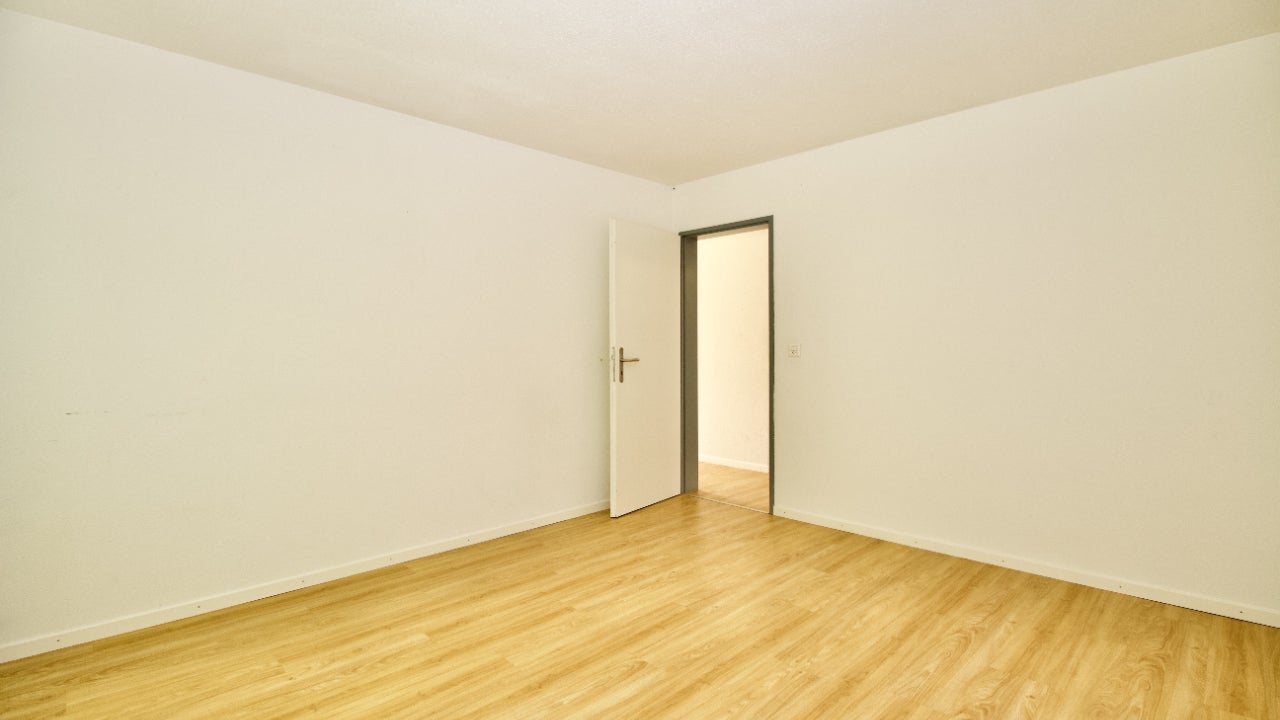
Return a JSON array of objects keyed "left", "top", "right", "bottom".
[
  {"left": 2, "top": 495, "right": 1277, "bottom": 719},
  {"left": 694, "top": 462, "right": 769, "bottom": 512}
]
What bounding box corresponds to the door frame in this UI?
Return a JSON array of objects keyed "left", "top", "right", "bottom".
[{"left": 679, "top": 216, "right": 774, "bottom": 513}]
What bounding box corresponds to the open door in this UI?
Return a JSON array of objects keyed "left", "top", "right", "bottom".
[{"left": 609, "top": 218, "right": 681, "bottom": 517}]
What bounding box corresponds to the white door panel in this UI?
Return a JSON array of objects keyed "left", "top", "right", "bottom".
[{"left": 609, "top": 218, "right": 681, "bottom": 517}]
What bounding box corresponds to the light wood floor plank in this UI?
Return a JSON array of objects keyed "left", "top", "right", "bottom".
[{"left": 2, "top": 495, "right": 1277, "bottom": 718}]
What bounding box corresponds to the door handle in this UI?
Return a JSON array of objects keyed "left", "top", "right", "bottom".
[{"left": 618, "top": 347, "right": 640, "bottom": 382}]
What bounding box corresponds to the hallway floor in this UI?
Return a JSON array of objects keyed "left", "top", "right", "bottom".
[{"left": 694, "top": 462, "right": 769, "bottom": 512}]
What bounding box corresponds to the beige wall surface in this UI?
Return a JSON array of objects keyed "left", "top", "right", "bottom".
[
  {"left": 675, "top": 34, "right": 1280, "bottom": 624},
  {"left": 697, "top": 227, "right": 770, "bottom": 471},
  {"left": 0, "top": 10, "right": 671, "bottom": 657}
]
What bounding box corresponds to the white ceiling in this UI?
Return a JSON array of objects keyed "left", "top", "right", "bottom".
[{"left": 3, "top": 1, "right": 1277, "bottom": 184}]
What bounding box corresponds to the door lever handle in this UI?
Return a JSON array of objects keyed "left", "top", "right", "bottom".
[{"left": 618, "top": 347, "right": 640, "bottom": 382}]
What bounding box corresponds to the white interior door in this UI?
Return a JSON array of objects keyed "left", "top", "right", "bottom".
[{"left": 609, "top": 218, "right": 681, "bottom": 517}]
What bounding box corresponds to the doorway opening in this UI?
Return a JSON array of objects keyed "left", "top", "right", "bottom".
[{"left": 680, "top": 217, "right": 773, "bottom": 513}]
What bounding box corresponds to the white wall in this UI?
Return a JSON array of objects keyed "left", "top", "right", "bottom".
[
  {"left": 0, "top": 10, "right": 671, "bottom": 660},
  {"left": 674, "top": 34, "right": 1280, "bottom": 625},
  {"left": 697, "top": 227, "right": 769, "bottom": 471}
]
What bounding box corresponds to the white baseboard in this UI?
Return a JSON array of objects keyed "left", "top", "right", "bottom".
[
  {"left": 774, "top": 506, "right": 1280, "bottom": 629},
  {"left": 0, "top": 500, "right": 610, "bottom": 664},
  {"left": 699, "top": 454, "right": 770, "bottom": 474}
]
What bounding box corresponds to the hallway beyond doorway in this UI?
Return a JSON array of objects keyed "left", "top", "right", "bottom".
[{"left": 694, "top": 462, "right": 768, "bottom": 513}]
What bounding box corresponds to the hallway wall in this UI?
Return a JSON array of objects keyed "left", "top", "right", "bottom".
[{"left": 697, "top": 227, "right": 770, "bottom": 471}]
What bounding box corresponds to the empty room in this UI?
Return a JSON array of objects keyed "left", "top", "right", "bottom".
[{"left": 2, "top": 2, "right": 1277, "bottom": 718}]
